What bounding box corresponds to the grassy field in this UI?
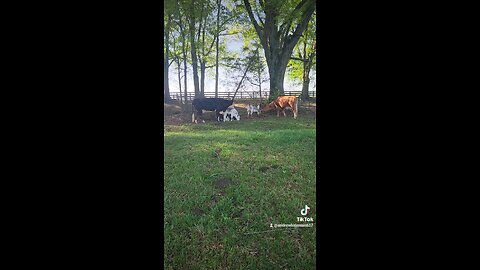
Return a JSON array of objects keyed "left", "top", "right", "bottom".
[{"left": 164, "top": 113, "right": 316, "bottom": 269}]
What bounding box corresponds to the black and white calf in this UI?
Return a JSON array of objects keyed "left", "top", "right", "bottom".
[
  {"left": 223, "top": 106, "right": 240, "bottom": 121},
  {"left": 192, "top": 98, "right": 234, "bottom": 123}
]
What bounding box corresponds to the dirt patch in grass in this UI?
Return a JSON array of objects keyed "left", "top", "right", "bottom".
[
  {"left": 232, "top": 208, "right": 244, "bottom": 218},
  {"left": 213, "top": 178, "right": 233, "bottom": 189},
  {"left": 258, "top": 164, "right": 279, "bottom": 172},
  {"left": 192, "top": 207, "right": 205, "bottom": 216},
  {"left": 164, "top": 103, "right": 183, "bottom": 114},
  {"left": 164, "top": 115, "right": 190, "bottom": 125},
  {"left": 208, "top": 191, "right": 226, "bottom": 207}
]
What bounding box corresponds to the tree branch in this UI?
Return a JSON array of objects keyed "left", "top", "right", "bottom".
[
  {"left": 279, "top": 0, "right": 310, "bottom": 38},
  {"left": 258, "top": 0, "right": 265, "bottom": 10},
  {"left": 219, "top": 14, "right": 240, "bottom": 30},
  {"left": 218, "top": 32, "right": 241, "bottom": 36},
  {"left": 290, "top": 56, "right": 306, "bottom": 62},
  {"left": 205, "top": 35, "right": 217, "bottom": 56},
  {"left": 243, "top": 0, "right": 265, "bottom": 44},
  {"left": 254, "top": 0, "right": 265, "bottom": 26},
  {"left": 284, "top": 1, "right": 315, "bottom": 53}
]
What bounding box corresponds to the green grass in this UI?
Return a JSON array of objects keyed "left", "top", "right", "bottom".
[{"left": 164, "top": 115, "right": 316, "bottom": 269}]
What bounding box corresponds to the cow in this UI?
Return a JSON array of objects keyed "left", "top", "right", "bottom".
[
  {"left": 192, "top": 98, "right": 234, "bottom": 123},
  {"left": 261, "top": 96, "right": 299, "bottom": 119}
]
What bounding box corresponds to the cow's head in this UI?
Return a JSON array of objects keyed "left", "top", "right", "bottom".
[{"left": 261, "top": 101, "right": 276, "bottom": 112}]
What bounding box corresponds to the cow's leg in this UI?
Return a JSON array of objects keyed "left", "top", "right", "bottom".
[
  {"left": 193, "top": 110, "right": 200, "bottom": 124},
  {"left": 197, "top": 110, "right": 204, "bottom": 123},
  {"left": 294, "top": 99, "right": 298, "bottom": 119},
  {"left": 283, "top": 109, "right": 287, "bottom": 117},
  {"left": 220, "top": 111, "right": 225, "bottom": 122},
  {"left": 277, "top": 109, "right": 280, "bottom": 117}
]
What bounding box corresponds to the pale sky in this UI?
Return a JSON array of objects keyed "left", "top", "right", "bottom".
[{"left": 167, "top": 37, "right": 316, "bottom": 95}]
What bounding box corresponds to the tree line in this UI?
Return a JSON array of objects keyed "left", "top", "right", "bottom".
[{"left": 164, "top": 0, "right": 316, "bottom": 104}]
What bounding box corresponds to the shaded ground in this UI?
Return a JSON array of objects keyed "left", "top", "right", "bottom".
[{"left": 164, "top": 99, "right": 316, "bottom": 125}]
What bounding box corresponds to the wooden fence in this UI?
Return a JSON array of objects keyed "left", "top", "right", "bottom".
[{"left": 169, "top": 91, "right": 315, "bottom": 102}]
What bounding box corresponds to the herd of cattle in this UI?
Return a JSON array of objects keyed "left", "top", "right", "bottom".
[{"left": 191, "top": 95, "right": 299, "bottom": 123}]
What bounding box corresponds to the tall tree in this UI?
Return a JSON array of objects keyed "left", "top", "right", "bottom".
[
  {"left": 164, "top": 13, "right": 172, "bottom": 103},
  {"left": 241, "top": 0, "right": 316, "bottom": 97},
  {"left": 187, "top": 0, "right": 201, "bottom": 97},
  {"left": 198, "top": 0, "right": 215, "bottom": 97},
  {"left": 213, "top": 0, "right": 241, "bottom": 97},
  {"left": 173, "top": 0, "right": 191, "bottom": 104},
  {"left": 244, "top": 44, "right": 268, "bottom": 102},
  {"left": 288, "top": 12, "right": 316, "bottom": 100},
  {"left": 214, "top": 0, "right": 222, "bottom": 97},
  {"left": 168, "top": 28, "right": 183, "bottom": 102}
]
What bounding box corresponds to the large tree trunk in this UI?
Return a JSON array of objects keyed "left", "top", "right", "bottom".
[
  {"left": 164, "top": 15, "right": 172, "bottom": 103},
  {"left": 301, "top": 66, "right": 311, "bottom": 100},
  {"left": 242, "top": 0, "right": 315, "bottom": 99},
  {"left": 269, "top": 69, "right": 284, "bottom": 97},
  {"left": 267, "top": 53, "right": 289, "bottom": 97}
]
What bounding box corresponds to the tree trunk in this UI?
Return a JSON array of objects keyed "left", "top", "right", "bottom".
[
  {"left": 302, "top": 63, "right": 311, "bottom": 99},
  {"left": 267, "top": 56, "right": 288, "bottom": 97},
  {"left": 189, "top": 4, "right": 200, "bottom": 98},
  {"left": 214, "top": 0, "right": 221, "bottom": 98},
  {"left": 183, "top": 50, "right": 188, "bottom": 106},
  {"left": 179, "top": 23, "right": 188, "bottom": 108},
  {"left": 175, "top": 0, "right": 188, "bottom": 108},
  {"left": 301, "top": 72, "right": 310, "bottom": 100},
  {"left": 177, "top": 61, "right": 182, "bottom": 103},
  {"left": 258, "top": 68, "right": 262, "bottom": 103},
  {"left": 164, "top": 15, "right": 172, "bottom": 103},
  {"left": 180, "top": 25, "right": 187, "bottom": 107},
  {"left": 200, "top": 61, "right": 206, "bottom": 97}
]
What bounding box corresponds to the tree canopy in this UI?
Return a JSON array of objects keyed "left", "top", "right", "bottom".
[{"left": 164, "top": 0, "right": 316, "bottom": 101}]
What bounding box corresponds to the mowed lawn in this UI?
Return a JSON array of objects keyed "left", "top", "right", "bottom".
[{"left": 164, "top": 114, "right": 316, "bottom": 269}]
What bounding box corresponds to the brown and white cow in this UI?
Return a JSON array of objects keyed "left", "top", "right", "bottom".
[{"left": 261, "top": 96, "right": 299, "bottom": 119}]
